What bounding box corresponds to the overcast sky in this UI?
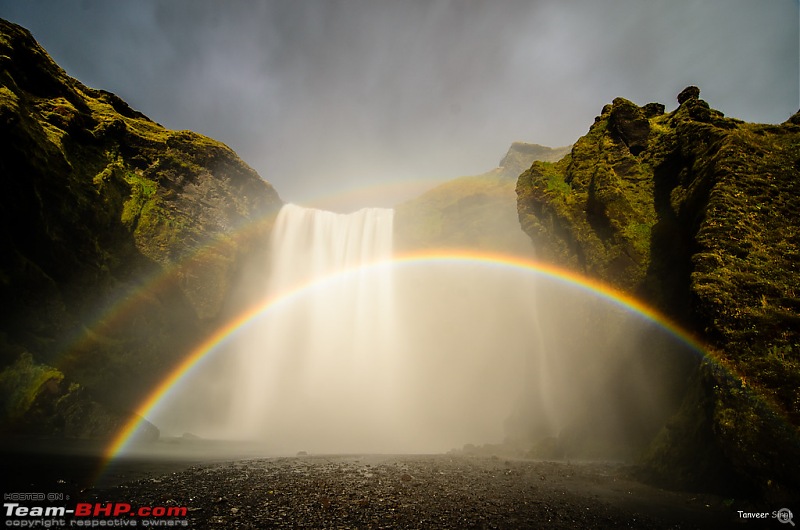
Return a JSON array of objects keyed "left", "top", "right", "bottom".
[{"left": 1, "top": 1, "right": 797, "bottom": 210}]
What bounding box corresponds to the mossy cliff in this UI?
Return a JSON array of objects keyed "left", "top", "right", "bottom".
[
  {"left": 517, "top": 87, "right": 800, "bottom": 499},
  {"left": 0, "top": 19, "right": 282, "bottom": 438}
]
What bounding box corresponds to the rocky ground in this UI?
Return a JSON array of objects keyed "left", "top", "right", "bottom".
[{"left": 76, "top": 454, "right": 751, "bottom": 529}]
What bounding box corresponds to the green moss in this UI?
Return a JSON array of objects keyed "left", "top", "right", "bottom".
[
  {"left": 120, "top": 170, "right": 158, "bottom": 228},
  {"left": 1, "top": 18, "right": 284, "bottom": 435},
  {"left": 623, "top": 221, "right": 652, "bottom": 255},
  {"left": 518, "top": 91, "right": 800, "bottom": 496},
  {"left": 516, "top": 101, "right": 659, "bottom": 292},
  {"left": 0, "top": 352, "right": 64, "bottom": 421},
  {"left": 0, "top": 85, "right": 19, "bottom": 109},
  {"left": 540, "top": 161, "right": 572, "bottom": 197}
]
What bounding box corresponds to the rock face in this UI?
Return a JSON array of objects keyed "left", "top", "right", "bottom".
[
  {"left": 0, "top": 19, "right": 282, "bottom": 438},
  {"left": 498, "top": 142, "right": 572, "bottom": 179},
  {"left": 517, "top": 88, "right": 800, "bottom": 499}
]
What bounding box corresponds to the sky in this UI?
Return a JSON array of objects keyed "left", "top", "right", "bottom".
[{"left": 1, "top": 0, "right": 798, "bottom": 210}]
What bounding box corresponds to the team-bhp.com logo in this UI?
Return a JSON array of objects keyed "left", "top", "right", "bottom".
[
  {"left": 5, "top": 502, "right": 189, "bottom": 527},
  {"left": 74, "top": 504, "right": 187, "bottom": 518}
]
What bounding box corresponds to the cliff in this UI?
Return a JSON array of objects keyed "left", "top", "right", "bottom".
[
  {"left": 517, "top": 87, "right": 800, "bottom": 499},
  {"left": 0, "top": 19, "right": 282, "bottom": 437},
  {"left": 498, "top": 142, "right": 571, "bottom": 180}
]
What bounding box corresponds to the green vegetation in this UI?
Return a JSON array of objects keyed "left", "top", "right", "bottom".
[
  {"left": 0, "top": 352, "right": 63, "bottom": 422},
  {"left": 517, "top": 88, "right": 800, "bottom": 499},
  {"left": 539, "top": 161, "right": 571, "bottom": 197},
  {"left": 622, "top": 222, "right": 652, "bottom": 256},
  {"left": 0, "top": 18, "right": 282, "bottom": 438},
  {"left": 517, "top": 105, "right": 658, "bottom": 292},
  {"left": 120, "top": 169, "right": 157, "bottom": 227}
]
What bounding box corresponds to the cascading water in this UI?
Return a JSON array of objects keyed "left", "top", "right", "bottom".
[
  {"left": 149, "top": 202, "right": 693, "bottom": 458},
  {"left": 225, "top": 203, "right": 399, "bottom": 452}
]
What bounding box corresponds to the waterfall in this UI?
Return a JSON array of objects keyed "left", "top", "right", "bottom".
[
  {"left": 217, "top": 204, "right": 532, "bottom": 454},
  {"left": 150, "top": 203, "right": 540, "bottom": 453},
  {"left": 265, "top": 203, "right": 395, "bottom": 291},
  {"left": 224, "top": 204, "right": 400, "bottom": 452},
  {"left": 148, "top": 203, "right": 691, "bottom": 458}
]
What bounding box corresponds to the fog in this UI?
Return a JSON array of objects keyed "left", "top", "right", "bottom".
[
  {"left": 1, "top": 0, "right": 796, "bottom": 209},
  {"left": 144, "top": 205, "right": 695, "bottom": 458}
]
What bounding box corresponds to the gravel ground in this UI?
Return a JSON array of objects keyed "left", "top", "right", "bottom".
[{"left": 84, "top": 455, "right": 740, "bottom": 529}]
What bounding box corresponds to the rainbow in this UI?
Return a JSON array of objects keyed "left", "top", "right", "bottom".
[
  {"left": 56, "top": 178, "right": 440, "bottom": 374},
  {"left": 57, "top": 177, "right": 444, "bottom": 377},
  {"left": 103, "top": 249, "right": 714, "bottom": 461},
  {"left": 51, "top": 210, "right": 277, "bottom": 374}
]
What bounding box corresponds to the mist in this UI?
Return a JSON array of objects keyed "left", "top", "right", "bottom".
[
  {"left": 1, "top": 0, "right": 796, "bottom": 209},
  {"left": 141, "top": 205, "right": 696, "bottom": 459}
]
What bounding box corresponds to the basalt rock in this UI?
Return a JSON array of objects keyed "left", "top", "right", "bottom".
[
  {"left": 517, "top": 88, "right": 800, "bottom": 500},
  {"left": 0, "top": 19, "right": 282, "bottom": 437}
]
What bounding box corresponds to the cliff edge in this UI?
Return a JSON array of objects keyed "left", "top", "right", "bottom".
[
  {"left": 0, "top": 19, "right": 282, "bottom": 438},
  {"left": 517, "top": 87, "right": 800, "bottom": 500}
]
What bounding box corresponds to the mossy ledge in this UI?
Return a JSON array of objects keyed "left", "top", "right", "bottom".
[
  {"left": 517, "top": 87, "right": 800, "bottom": 500},
  {"left": 0, "top": 19, "right": 282, "bottom": 438}
]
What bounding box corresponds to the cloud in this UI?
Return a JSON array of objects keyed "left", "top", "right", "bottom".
[{"left": 1, "top": 0, "right": 797, "bottom": 207}]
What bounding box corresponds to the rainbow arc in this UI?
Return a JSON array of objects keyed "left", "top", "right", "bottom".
[{"left": 103, "top": 249, "right": 714, "bottom": 461}]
